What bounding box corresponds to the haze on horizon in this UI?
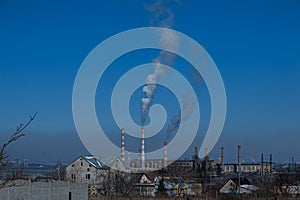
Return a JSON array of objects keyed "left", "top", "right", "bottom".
[{"left": 0, "top": 0, "right": 300, "bottom": 165}]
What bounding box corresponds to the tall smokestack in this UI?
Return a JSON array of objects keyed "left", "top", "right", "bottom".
[
  {"left": 238, "top": 145, "right": 241, "bottom": 194},
  {"left": 205, "top": 147, "right": 208, "bottom": 172},
  {"left": 141, "top": 126, "right": 145, "bottom": 168},
  {"left": 269, "top": 154, "right": 272, "bottom": 172},
  {"left": 194, "top": 146, "right": 198, "bottom": 170},
  {"left": 261, "top": 153, "right": 264, "bottom": 181},
  {"left": 128, "top": 151, "right": 131, "bottom": 168},
  {"left": 164, "top": 141, "right": 167, "bottom": 168},
  {"left": 194, "top": 146, "right": 198, "bottom": 158},
  {"left": 270, "top": 154, "right": 273, "bottom": 183},
  {"left": 238, "top": 145, "right": 241, "bottom": 167},
  {"left": 121, "top": 128, "right": 125, "bottom": 162},
  {"left": 221, "top": 147, "right": 224, "bottom": 174}
]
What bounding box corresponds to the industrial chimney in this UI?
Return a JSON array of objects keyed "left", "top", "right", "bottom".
[
  {"left": 238, "top": 145, "right": 241, "bottom": 194},
  {"left": 164, "top": 141, "right": 168, "bottom": 168},
  {"left": 194, "top": 146, "right": 198, "bottom": 158},
  {"left": 205, "top": 147, "right": 209, "bottom": 171},
  {"left": 270, "top": 154, "right": 273, "bottom": 183},
  {"left": 141, "top": 126, "right": 145, "bottom": 168},
  {"left": 194, "top": 146, "right": 198, "bottom": 163},
  {"left": 221, "top": 147, "right": 224, "bottom": 174},
  {"left": 128, "top": 151, "right": 131, "bottom": 168},
  {"left": 194, "top": 146, "right": 199, "bottom": 170},
  {"left": 261, "top": 153, "right": 264, "bottom": 181},
  {"left": 121, "top": 128, "right": 125, "bottom": 162},
  {"left": 238, "top": 145, "right": 241, "bottom": 170}
]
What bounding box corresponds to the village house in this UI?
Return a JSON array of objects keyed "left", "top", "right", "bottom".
[
  {"left": 219, "top": 177, "right": 258, "bottom": 194},
  {"left": 133, "top": 172, "right": 159, "bottom": 197},
  {"left": 66, "top": 156, "right": 127, "bottom": 185}
]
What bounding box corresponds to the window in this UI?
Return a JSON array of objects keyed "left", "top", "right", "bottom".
[
  {"left": 87, "top": 168, "right": 90, "bottom": 172},
  {"left": 80, "top": 162, "right": 83, "bottom": 167},
  {"left": 86, "top": 174, "right": 91, "bottom": 180},
  {"left": 71, "top": 174, "right": 76, "bottom": 180}
]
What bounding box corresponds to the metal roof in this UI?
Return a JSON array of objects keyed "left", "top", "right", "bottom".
[{"left": 81, "top": 156, "right": 108, "bottom": 169}]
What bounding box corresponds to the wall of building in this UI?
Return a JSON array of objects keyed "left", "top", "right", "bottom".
[
  {"left": 223, "top": 164, "right": 261, "bottom": 173},
  {"left": 66, "top": 157, "right": 104, "bottom": 185},
  {"left": 0, "top": 179, "right": 88, "bottom": 200}
]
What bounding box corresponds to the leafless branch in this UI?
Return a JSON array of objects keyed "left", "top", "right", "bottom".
[
  {"left": 0, "top": 112, "right": 37, "bottom": 188},
  {"left": 0, "top": 112, "right": 37, "bottom": 162}
]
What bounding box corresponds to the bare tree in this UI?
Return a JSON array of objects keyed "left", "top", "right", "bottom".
[
  {"left": 98, "top": 170, "right": 134, "bottom": 197},
  {"left": 273, "top": 171, "right": 300, "bottom": 197},
  {"left": 0, "top": 112, "right": 37, "bottom": 188}
]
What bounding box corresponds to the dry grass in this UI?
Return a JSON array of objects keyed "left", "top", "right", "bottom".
[
  {"left": 89, "top": 197, "right": 202, "bottom": 200},
  {"left": 89, "top": 196, "right": 297, "bottom": 200}
]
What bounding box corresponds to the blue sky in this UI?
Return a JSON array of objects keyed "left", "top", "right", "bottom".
[{"left": 0, "top": 0, "right": 300, "bottom": 164}]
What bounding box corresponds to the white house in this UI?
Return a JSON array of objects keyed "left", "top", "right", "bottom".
[
  {"left": 66, "top": 156, "right": 108, "bottom": 185},
  {"left": 66, "top": 156, "right": 128, "bottom": 185}
]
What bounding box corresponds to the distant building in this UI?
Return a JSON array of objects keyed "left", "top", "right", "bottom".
[
  {"left": 1, "top": 160, "right": 63, "bottom": 180},
  {"left": 167, "top": 160, "right": 194, "bottom": 172},
  {"left": 130, "top": 159, "right": 165, "bottom": 171},
  {"left": 219, "top": 163, "right": 261, "bottom": 174},
  {"left": 129, "top": 159, "right": 197, "bottom": 173}
]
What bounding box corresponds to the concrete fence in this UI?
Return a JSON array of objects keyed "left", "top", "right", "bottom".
[{"left": 0, "top": 179, "right": 88, "bottom": 200}]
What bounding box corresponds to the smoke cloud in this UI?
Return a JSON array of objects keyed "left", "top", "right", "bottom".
[
  {"left": 141, "top": 0, "right": 180, "bottom": 124},
  {"left": 166, "top": 94, "right": 196, "bottom": 139}
]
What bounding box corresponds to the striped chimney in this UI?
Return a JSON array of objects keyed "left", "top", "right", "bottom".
[
  {"left": 221, "top": 147, "right": 224, "bottom": 173},
  {"left": 121, "top": 128, "right": 125, "bottom": 162},
  {"left": 141, "top": 126, "right": 145, "bottom": 168},
  {"left": 164, "top": 141, "right": 168, "bottom": 168}
]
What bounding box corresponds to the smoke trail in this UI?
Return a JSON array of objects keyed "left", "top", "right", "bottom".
[
  {"left": 166, "top": 94, "right": 196, "bottom": 139},
  {"left": 141, "top": 0, "right": 180, "bottom": 124}
]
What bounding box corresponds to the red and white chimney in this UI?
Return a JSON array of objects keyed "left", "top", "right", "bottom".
[
  {"left": 121, "top": 128, "right": 125, "bottom": 162},
  {"left": 164, "top": 141, "right": 168, "bottom": 168},
  {"left": 141, "top": 126, "right": 145, "bottom": 168}
]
